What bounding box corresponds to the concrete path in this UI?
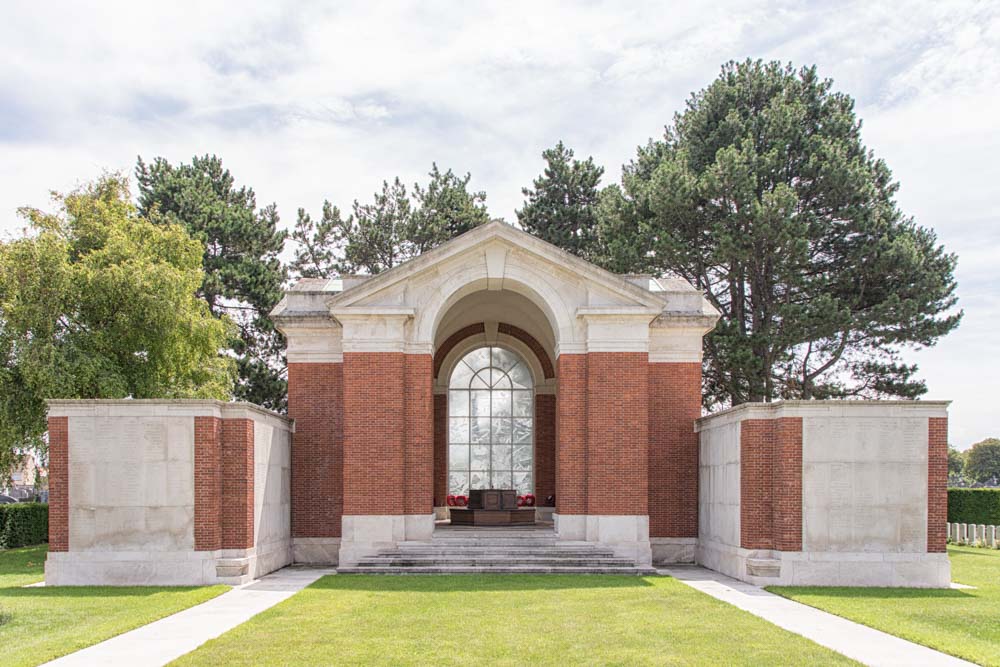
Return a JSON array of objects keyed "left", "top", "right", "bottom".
[
  {"left": 44, "top": 566, "right": 335, "bottom": 667},
  {"left": 659, "top": 565, "right": 974, "bottom": 667}
]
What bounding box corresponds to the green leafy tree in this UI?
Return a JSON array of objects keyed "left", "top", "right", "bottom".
[
  {"left": 135, "top": 155, "right": 287, "bottom": 410},
  {"left": 291, "top": 166, "right": 490, "bottom": 278},
  {"left": 619, "top": 59, "right": 960, "bottom": 406},
  {"left": 517, "top": 142, "right": 604, "bottom": 260},
  {"left": 948, "top": 446, "right": 967, "bottom": 478},
  {"left": 0, "top": 175, "right": 234, "bottom": 473},
  {"left": 965, "top": 438, "right": 1000, "bottom": 485}
]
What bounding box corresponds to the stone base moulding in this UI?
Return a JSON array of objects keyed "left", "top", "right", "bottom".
[
  {"left": 338, "top": 514, "right": 435, "bottom": 567},
  {"left": 554, "top": 514, "right": 652, "bottom": 566},
  {"left": 651, "top": 537, "right": 697, "bottom": 565},
  {"left": 292, "top": 538, "right": 342, "bottom": 566},
  {"left": 696, "top": 539, "right": 951, "bottom": 588}
]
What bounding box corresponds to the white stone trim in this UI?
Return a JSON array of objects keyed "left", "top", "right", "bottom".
[
  {"left": 292, "top": 537, "right": 341, "bottom": 566},
  {"left": 45, "top": 399, "right": 293, "bottom": 431},
  {"left": 554, "top": 513, "right": 652, "bottom": 566},
  {"left": 331, "top": 309, "right": 414, "bottom": 353},
  {"left": 650, "top": 537, "right": 697, "bottom": 565},
  {"left": 648, "top": 327, "right": 706, "bottom": 363},
  {"left": 695, "top": 538, "right": 950, "bottom": 587},
  {"left": 696, "top": 399, "right": 951, "bottom": 432},
  {"left": 338, "top": 514, "right": 435, "bottom": 567},
  {"left": 284, "top": 322, "right": 343, "bottom": 363}
]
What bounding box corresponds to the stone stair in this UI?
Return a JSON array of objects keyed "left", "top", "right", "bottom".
[{"left": 338, "top": 527, "right": 652, "bottom": 575}]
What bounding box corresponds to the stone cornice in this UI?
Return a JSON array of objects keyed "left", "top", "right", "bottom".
[{"left": 696, "top": 399, "right": 952, "bottom": 432}]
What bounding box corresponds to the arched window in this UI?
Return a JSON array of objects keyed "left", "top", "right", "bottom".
[{"left": 448, "top": 346, "right": 533, "bottom": 495}]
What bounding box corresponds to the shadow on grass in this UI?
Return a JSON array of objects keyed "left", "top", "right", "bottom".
[
  {"left": 315, "top": 574, "right": 657, "bottom": 593},
  {"left": 767, "top": 586, "right": 974, "bottom": 600}
]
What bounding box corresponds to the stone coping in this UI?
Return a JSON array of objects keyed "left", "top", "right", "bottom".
[
  {"left": 45, "top": 399, "right": 293, "bottom": 431},
  {"left": 696, "top": 399, "right": 950, "bottom": 431}
]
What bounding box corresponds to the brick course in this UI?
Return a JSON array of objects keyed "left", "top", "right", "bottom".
[
  {"left": 648, "top": 362, "right": 701, "bottom": 537},
  {"left": 342, "top": 352, "right": 407, "bottom": 515},
  {"left": 288, "top": 362, "right": 343, "bottom": 537},
  {"left": 535, "top": 394, "right": 556, "bottom": 505},
  {"left": 739, "top": 417, "right": 803, "bottom": 551},
  {"left": 555, "top": 354, "right": 588, "bottom": 514},
  {"left": 404, "top": 354, "right": 434, "bottom": 515},
  {"left": 194, "top": 416, "right": 221, "bottom": 550},
  {"left": 928, "top": 416, "right": 948, "bottom": 553},
  {"left": 586, "top": 352, "right": 648, "bottom": 515},
  {"left": 221, "top": 418, "right": 255, "bottom": 549},
  {"left": 47, "top": 416, "right": 69, "bottom": 552},
  {"left": 433, "top": 393, "right": 447, "bottom": 506}
]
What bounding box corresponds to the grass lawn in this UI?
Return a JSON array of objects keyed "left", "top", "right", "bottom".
[
  {"left": 173, "top": 574, "right": 855, "bottom": 666},
  {"left": 0, "top": 545, "right": 227, "bottom": 667},
  {"left": 770, "top": 546, "right": 1000, "bottom": 666}
]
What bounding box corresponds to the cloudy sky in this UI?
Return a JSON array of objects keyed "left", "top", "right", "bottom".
[{"left": 2, "top": 1, "right": 997, "bottom": 447}]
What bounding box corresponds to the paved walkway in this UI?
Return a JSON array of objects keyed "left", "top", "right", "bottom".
[
  {"left": 659, "top": 565, "right": 974, "bottom": 667},
  {"left": 44, "top": 566, "right": 335, "bottom": 667}
]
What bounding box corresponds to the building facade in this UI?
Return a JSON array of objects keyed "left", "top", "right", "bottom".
[
  {"left": 272, "top": 221, "right": 719, "bottom": 567},
  {"left": 43, "top": 221, "right": 950, "bottom": 587}
]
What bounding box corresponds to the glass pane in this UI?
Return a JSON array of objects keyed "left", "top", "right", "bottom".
[
  {"left": 448, "top": 445, "right": 469, "bottom": 470},
  {"left": 470, "top": 471, "right": 489, "bottom": 490},
  {"left": 471, "top": 371, "right": 490, "bottom": 389},
  {"left": 449, "top": 472, "right": 469, "bottom": 495},
  {"left": 513, "top": 445, "right": 532, "bottom": 471},
  {"left": 513, "top": 471, "right": 532, "bottom": 494},
  {"left": 509, "top": 363, "right": 532, "bottom": 389},
  {"left": 448, "top": 391, "right": 469, "bottom": 417},
  {"left": 470, "top": 391, "right": 491, "bottom": 417},
  {"left": 491, "top": 418, "right": 512, "bottom": 443},
  {"left": 449, "top": 362, "right": 474, "bottom": 388},
  {"left": 491, "top": 370, "right": 512, "bottom": 389},
  {"left": 492, "top": 348, "right": 519, "bottom": 373},
  {"left": 470, "top": 445, "right": 490, "bottom": 470},
  {"left": 491, "top": 445, "right": 512, "bottom": 469},
  {"left": 491, "top": 470, "right": 512, "bottom": 489},
  {"left": 449, "top": 417, "right": 469, "bottom": 443},
  {"left": 491, "top": 391, "right": 511, "bottom": 417},
  {"left": 512, "top": 391, "right": 532, "bottom": 417},
  {"left": 471, "top": 418, "right": 491, "bottom": 444},
  {"left": 463, "top": 347, "right": 491, "bottom": 372},
  {"left": 513, "top": 418, "right": 532, "bottom": 444}
]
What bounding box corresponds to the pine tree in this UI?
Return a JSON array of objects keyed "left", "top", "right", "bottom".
[
  {"left": 621, "top": 60, "right": 961, "bottom": 405},
  {"left": 517, "top": 142, "right": 604, "bottom": 260},
  {"left": 135, "top": 155, "right": 288, "bottom": 411}
]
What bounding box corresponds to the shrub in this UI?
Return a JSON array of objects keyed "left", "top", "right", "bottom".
[
  {"left": 0, "top": 503, "right": 48, "bottom": 549},
  {"left": 948, "top": 488, "right": 1000, "bottom": 525}
]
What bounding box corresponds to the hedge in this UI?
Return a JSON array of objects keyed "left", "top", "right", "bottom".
[
  {"left": 948, "top": 488, "right": 1000, "bottom": 525},
  {"left": 0, "top": 503, "right": 48, "bottom": 549}
]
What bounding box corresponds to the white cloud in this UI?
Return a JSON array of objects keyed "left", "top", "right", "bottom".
[{"left": 1, "top": 0, "right": 997, "bottom": 445}]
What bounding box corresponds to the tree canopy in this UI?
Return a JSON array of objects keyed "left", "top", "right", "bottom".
[
  {"left": 569, "top": 59, "right": 960, "bottom": 407},
  {"left": 0, "top": 175, "right": 234, "bottom": 475},
  {"left": 290, "top": 164, "right": 489, "bottom": 277},
  {"left": 965, "top": 438, "right": 1000, "bottom": 485},
  {"left": 517, "top": 141, "right": 605, "bottom": 261},
  {"left": 136, "top": 155, "right": 288, "bottom": 410}
]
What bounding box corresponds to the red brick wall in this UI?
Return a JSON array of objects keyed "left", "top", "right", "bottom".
[
  {"left": 648, "top": 362, "right": 701, "bottom": 538},
  {"left": 928, "top": 416, "right": 948, "bottom": 553},
  {"left": 194, "top": 416, "right": 222, "bottom": 551},
  {"left": 433, "top": 393, "right": 447, "bottom": 506},
  {"left": 288, "top": 362, "right": 343, "bottom": 537},
  {"left": 535, "top": 394, "right": 556, "bottom": 505},
  {"left": 586, "top": 353, "right": 648, "bottom": 515},
  {"left": 556, "top": 354, "right": 588, "bottom": 514},
  {"left": 740, "top": 419, "right": 775, "bottom": 549},
  {"left": 773, "top": 417, "right": 803, "bottom": 551},
  {"left": 47, "top": 416, "right": 69, "bottom": 552},
  {"left": 221, "top": 418, "right": 255, "bottom": 549},
  {"left": 739, "top": 417, "right": 803, "bottom": 551},
  {"left": 404, "top": 354, "right": 434, "bottom": 515},
  {"left": 342, "top": 352, "right": 406, "bottom": 515}
]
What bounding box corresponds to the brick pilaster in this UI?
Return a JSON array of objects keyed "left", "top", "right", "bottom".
[
  {"left": 535, "top": 394, "right": 556, "bottom": 505},
  {"left": 740, "top": 417, "right": 803, "bottom": 551},
  {"left": 288, "top": 362, "right": 343, "bottom": 537},
  {"left": 928, "top": 417, "right": 948, "bottom": 553},
  {"left": 47, "top": 416, "right": 69, "bottom": 552},
  {"left": 404, "top": 354, "right": 434, "bottom": 515},
  {"left": 648, "top": 362, "right": 701, "bottom": 537},
  {"left": 194, "top": 416, "right": 222, "bottom": 550},
  {"left": 433, "top": 393, "right": 447, "bottom": 506},
  {"left": 555, "top": 354, "right": 588, "bottom": 514},
  {"left": 221, "top": 418, "right": 255, "bottom": 549}
]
